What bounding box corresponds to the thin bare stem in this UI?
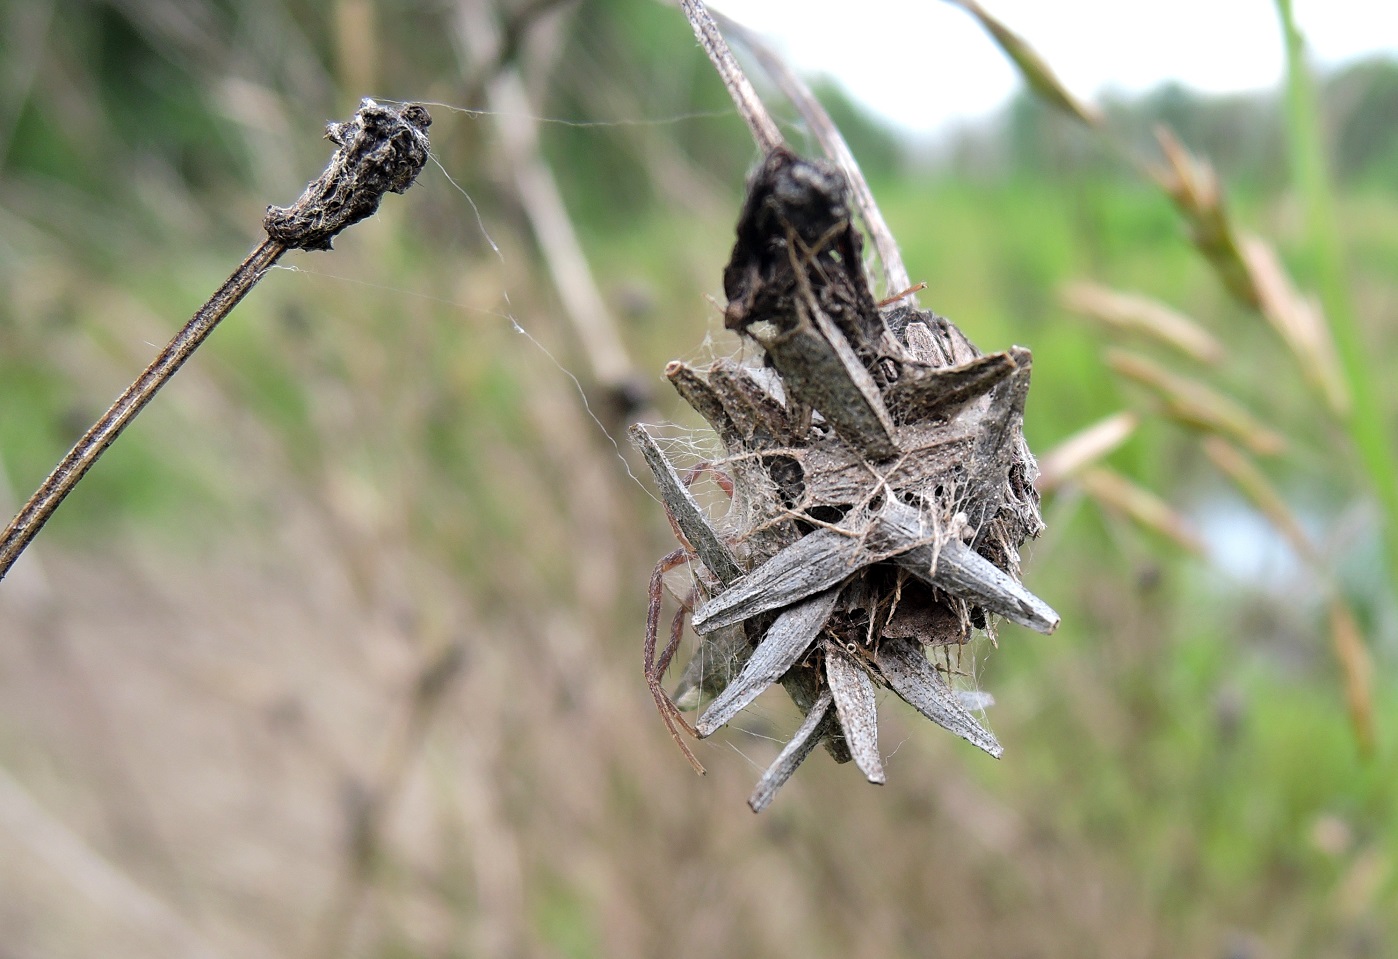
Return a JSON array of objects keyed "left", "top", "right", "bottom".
[
  {"left": 677, "top": 0, "right": 783, "bottom": 153},
  {"left": 454, "top": 2, "right": 649, "bottom": 420},
  {"left": 0, "top": 239, "right": 285, "bottom": 582},
  {"left": 0, "top": 99, "right": 431, "bottom": 584},
  {"left": 712, "top": 9, "right": 911, "bottom": 294}
]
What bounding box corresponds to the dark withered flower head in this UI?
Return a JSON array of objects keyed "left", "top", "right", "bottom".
[{"left": 633, "top": 148, "right": 1058, "bottom": 812}]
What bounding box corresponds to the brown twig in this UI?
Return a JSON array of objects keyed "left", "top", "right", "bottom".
[{"left": 0, "top": 98, "right": 431, "bottom": 584}]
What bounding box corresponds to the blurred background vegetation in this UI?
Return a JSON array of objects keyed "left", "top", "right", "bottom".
[{"left": 1, "top": 0, "right": 1395, "bottom": 956}]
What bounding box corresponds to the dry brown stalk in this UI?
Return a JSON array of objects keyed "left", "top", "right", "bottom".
[
  {"left": 677, "top": 0, "right": 784, "bottom": 153},
  {"left": 0, "top": 98, "right": 431, "bottom": 584}
]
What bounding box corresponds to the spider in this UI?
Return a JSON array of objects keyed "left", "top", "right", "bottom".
[{"left": 642, "top": 459, "right": 737, "bottom": 776}]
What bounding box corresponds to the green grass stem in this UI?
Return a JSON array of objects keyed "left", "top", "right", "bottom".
[{"left": 1276, "top": 0, "right": 1398, "bottom": 594}]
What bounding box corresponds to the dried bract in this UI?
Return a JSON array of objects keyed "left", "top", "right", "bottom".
[{"left": 634, "top": 148, "right": 1058, "bottom": 809}]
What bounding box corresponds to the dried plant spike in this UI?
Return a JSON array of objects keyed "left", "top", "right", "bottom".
[
  {"left": 1108, "top": 350, "right": 1286, "bottom": 456},
  {"left": 678, "top": 0, "right": 783, "bottom": 153},
  {"left": 887, "top": 352, "right": 1019, "bottom": 423},
  {"left": 0, "top": 99, "right": 431, "bottom": 584},
  {"left": 695, "top": 588, "right": 842, "bottom": 737},
  {"left": 1149, "top": 127, "right": 1257, "bottom": 309},
  {"left": 947, "top": 0, "right": 1102, "bottom": 128},
  {"left": 264, "top": 98, "right": 431, "bottom": 251},
  {"left": 1036, "top": 411, "right": 1139, "bottom": 493},
  {"left": 910, "top": 537, "right": 1059, "bottom": 634},
  {"left": 1239, "top": 237, "right": 1350, "bottom": 416},
  {"left": 748, "top": 689, "right": 834, "bottom": 813},
  {"left": 1060, "top": 282, "right": 1225, "bottom": 365},
  {"left": 1078, "top": 467, "right": 1207, "bottom": 556},
  {"left": 690, "top": 525, "right": 872, "bottom": 634},
  {"left": 876, "top": 505, "right": 1060, "bottom": 634},
  {"left": 823, "top": 640, "right": 885, "bottom": 784},
  {"left": 875, "top": 636, "right": 1002, "bottom": 758}
]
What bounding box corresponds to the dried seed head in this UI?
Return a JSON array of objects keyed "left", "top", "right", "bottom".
[
  {"left": 637, "top": 149, "right": 1058, "bottom": 809},
  {"left": 264, "top": 98, "right": 431, "bottom": 251}
]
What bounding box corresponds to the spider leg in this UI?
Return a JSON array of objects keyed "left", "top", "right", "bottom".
[
  {"left": 680, "top": 461, "right": 736, "bottom": 499},
  {"left": 646, "top": 547, "right": 706, "bottom": 774}
]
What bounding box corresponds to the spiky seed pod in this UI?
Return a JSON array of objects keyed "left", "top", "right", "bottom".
[{"left": 633, "top": 148, "right": 1058, "bottom": 811}]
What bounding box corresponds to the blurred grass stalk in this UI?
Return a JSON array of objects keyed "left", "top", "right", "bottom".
[
  {"left": 952, "top": 0, "right": 1384, "bottom": 748},
  {"left": 1275, "top": 0, "right": 1398, "bottom": 596}
]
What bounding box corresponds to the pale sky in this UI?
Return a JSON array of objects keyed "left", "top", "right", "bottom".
[{"left": 712, "top": 0, "right": 1398, "bottom": 139}]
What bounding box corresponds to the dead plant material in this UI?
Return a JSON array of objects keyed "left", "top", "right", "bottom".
[
  {"left": 1239, "top": 237, "right": 1350, "bottom": 417},
  {"left": 945, "top": 0, "right": 1102, "bottom": 128},
  {"left": 1107, "top": 350, "right": 1286, "bottom": 457},
  {"left": 1061, "top": 282, "right": 1224, "bottom": 365},
  {"left": 1035, "top": 411, "right": 1139, "bottom": 493},
  {"left": 632, "top": 146, "right": 1058, "bottom": 810},
  {"left": 1148, "top": 127, "right": 1257, "bottom": 309},
  {"left": 1076, "top": 467, "right": 1206, "bottom": 556},
  {"left": 0, "top": 99, "right": 430, "bottom": 584}
]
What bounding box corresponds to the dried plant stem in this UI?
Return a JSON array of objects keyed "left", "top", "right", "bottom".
[
  {"left": 0, "top": 239, "right": 285, "bottom": 582},
  {"left": 454, "top": 2, "right": 647, "bottom": 418},
  {"left": 678, "top": 0, "right": 783, "bottom": 153},
  {"left": 0, "top": 99, "right": 430, "bottom": 585},
  {"left": 711, "top": 9, "right": 910, "bottom": 294}
]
